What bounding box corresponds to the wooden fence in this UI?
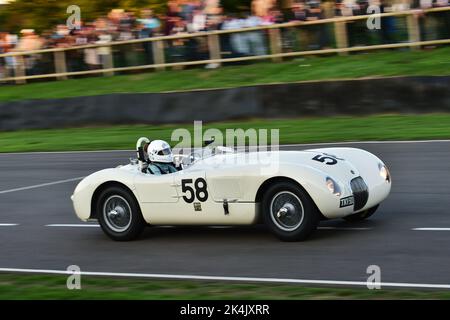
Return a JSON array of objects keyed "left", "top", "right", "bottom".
[{"left": 1, "top": 6, "right": 449, "bottom": 84}]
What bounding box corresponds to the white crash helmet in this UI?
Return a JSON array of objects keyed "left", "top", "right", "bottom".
[{"left": 147, "top": 140, "right": 174, "bottom": 163}]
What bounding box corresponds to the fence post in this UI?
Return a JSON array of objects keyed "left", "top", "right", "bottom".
[
  {"left": 14, "top": 55, "right": 26, "bottom": 84},
  {"left": 102, "top": 46, "right": 114, "bottom": 76},
  {"left": 207, "top": 33, "right": 221, "bottom": 66},
  {"left": 334, "top": 21, "right": 349, "bottom": 56},
  {"left": 152, "top": 40, "right": 165, "bottom": 71},
  {"left": 268, "top": 28, "right": 282, "bottom": 62},
  {"left": 54, "top": 50, "right": 68, "bottom": 80},
  {"left": 406, "top": 13, "right": 421, "bottom": 50}
]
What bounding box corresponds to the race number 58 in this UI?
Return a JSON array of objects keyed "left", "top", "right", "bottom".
[{"left": 181, "top": 178, "right": 208, "bottom": 203}]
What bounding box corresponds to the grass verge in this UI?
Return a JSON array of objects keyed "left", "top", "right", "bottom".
[
  {"left": 0, "top": 47, "right": 449, "bottom": 102},
  {"left": 0, "top": 114, "right": 449, "bottom": 153},
  {"left": 1, "top": 273, "right": 450, "bottom": 299}
]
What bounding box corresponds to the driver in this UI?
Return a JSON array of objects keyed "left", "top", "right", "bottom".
[{"left": 144, "top": 140, "right": 180, "bottom": 175}]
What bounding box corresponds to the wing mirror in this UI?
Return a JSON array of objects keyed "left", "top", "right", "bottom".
[{"left": 204, "top": 137, "right": 215, "bottom": 147}]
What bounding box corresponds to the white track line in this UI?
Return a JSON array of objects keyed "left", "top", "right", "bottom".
[
  {"left": 0, "top": 224, "right": 18, "bottom": 227},
  {"left": 46, "top": 224, "right": 99, "bottom": 228},
  {"left": 1, "top": 140, "right": 449, "bottom": 155},
  {"left": 0, "top": 267, "right": 449, "bottom": 289},
  {"left": 413, "top": 228, "right": 450, "bottom": 231},
  {"left": 0, "top": 177, "right": 84, "bottom": 195}
]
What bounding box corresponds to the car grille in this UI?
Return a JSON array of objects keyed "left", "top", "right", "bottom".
[{"left": 350, "top": 177, "right": 369, "bottom": 211}]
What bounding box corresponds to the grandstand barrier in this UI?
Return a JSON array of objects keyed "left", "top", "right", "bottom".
[{"left": 0, "top": 6, "right": 449, "bottom": 84}]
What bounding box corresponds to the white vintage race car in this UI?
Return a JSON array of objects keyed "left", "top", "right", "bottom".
[{"left": 71, "top": 140, "right": 391, "bottom": 242}]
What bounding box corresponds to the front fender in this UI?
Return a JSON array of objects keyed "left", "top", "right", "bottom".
[
  {"left": 269, "top": 164, "right": 356, "bottom": 219},
  {"left": 306, "top": 147, "right": 392, "bottom": 216},
  {"left": 71, "top": 168, "right": 137, "bottom": 221}
]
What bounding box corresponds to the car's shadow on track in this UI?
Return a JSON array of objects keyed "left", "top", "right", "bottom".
[
  {"left": 125, "top": 219, "right": 384, "bottom": 243},
  {"left": 140, "top": 225, "right": 269, "bottom": 241}
]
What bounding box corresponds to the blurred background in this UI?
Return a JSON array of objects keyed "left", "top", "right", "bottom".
[
  {"left": 0, "top": 0, "right": 448, "bottom": 82},
  {"left": 0, "top": 0, "right": 450, "bottom": 301}
]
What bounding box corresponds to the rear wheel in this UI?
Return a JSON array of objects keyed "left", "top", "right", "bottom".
[
  {"left": 262, "top": 181, "right": 320, "bottom": 241},
  {"left": 97, "top": 186, "right": 146, "bottom": 241},
  {"left": 343, "top": 205, "right": 379, "bottom": 222}
]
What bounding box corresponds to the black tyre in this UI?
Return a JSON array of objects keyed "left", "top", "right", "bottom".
[
  {"left": 343, "top": 205, "right": 379, "bottom": 222},
  {"left": 97, "top": 186, "right": 146, "bottom": 241},
  {"left": 262, "top": 181, "right": 320, "bottom": 241}
]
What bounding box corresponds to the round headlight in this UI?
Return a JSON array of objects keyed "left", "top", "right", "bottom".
[
  {"left": 326, "top": 177, "right": 341, "bottom": 196},
  {"left": 379, "top": 163, "right": 390, "bottom": 182}
]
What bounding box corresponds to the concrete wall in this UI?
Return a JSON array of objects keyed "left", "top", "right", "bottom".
[{"left": 1, "top": 76, "right": 449, "bottom": 131}]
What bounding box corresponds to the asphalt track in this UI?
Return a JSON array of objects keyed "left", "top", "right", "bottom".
[{"left": 1, "top": 141, "right": 450, "bottom": 288}]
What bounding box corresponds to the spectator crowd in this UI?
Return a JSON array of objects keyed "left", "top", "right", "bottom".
[{"left": 0, "top": 0, "right": 449, "bottom": 78}]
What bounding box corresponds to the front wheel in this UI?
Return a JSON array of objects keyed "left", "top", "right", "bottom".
[
  {"left": 262, "top": 182, "right": 320, "bottom": 241},
  {"left": 97, "top": 186, "right": 146, "bottom": 241},
  {"left": 343, "top": 205, "right": 379, "bottom": 222}
]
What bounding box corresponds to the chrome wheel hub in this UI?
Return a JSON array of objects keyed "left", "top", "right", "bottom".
[
  {"left": 270, "top": 191, "right": 304, "bottom": 232},
  {"left": 103, "top": 195, "right": 132, "bottom": 233}
]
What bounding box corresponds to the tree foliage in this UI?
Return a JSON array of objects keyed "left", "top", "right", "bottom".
[
  {"left": 0, "top": 0, "right": 167, "bottom": 33},
  {"left": 221, "top": 0, "right": 251, "bottom": 13},
  {"left": 0, "top": 0, "right": 254, "bottom": 33}
]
